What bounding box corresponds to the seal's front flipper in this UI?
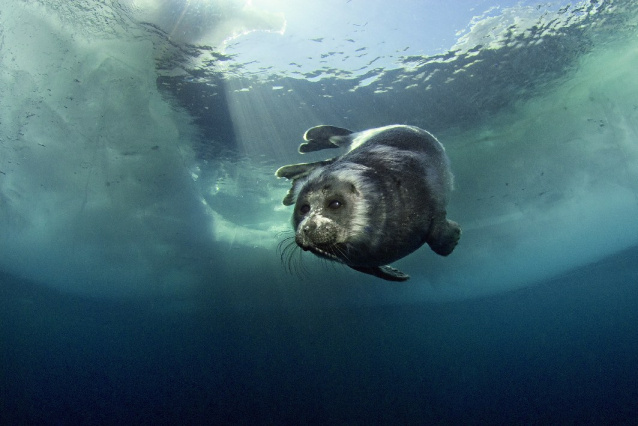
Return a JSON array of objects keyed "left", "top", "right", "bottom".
[
  {"left": 299, "top": 125, "right": 354, "bottom": 153},
  {"left": 428, "top": 219, "right": 462, "bottom": 256},
  {"left": 275, "top": 159, "right": 336, "bottom": 205},
  {"left": 275, "top": 159, "right": 335, "bottom": 180},
  {"left": 351, "top": 265, "right": 410, "bottom": 282}
]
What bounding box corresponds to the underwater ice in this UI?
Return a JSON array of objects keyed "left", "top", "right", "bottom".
[{"left": 1, "top": 1, "right": 638, "bottom": 307}]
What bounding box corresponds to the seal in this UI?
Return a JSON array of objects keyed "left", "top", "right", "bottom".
[{"left": 275, "top": 125, "right": 461, "bottom": 281}]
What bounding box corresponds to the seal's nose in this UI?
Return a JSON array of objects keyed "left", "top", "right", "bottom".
[
  {"left": 295, "top": 236, "right": 310, "bottom": 250},
  {"left": 303, "top": 221, "right": 317, "bottom": 234},
  {"left": 296, "top": 217, "right": 317, "bottom": 250},
  {"left": 295, "top": 228, "right": 310, "bottom": 250}
]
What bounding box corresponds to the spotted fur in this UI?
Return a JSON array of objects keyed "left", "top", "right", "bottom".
[{"left": 275, "top": 124, "right": 461, "bottom": 281}]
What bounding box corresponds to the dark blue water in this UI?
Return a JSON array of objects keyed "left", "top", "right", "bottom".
[
  {"left": 3, "top": 246, "right": 637, "bottom": 425},
  {"left": 2, "top": 1, "right": 638, "bottom": 424}
]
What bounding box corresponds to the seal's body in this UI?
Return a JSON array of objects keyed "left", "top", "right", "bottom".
[{"left": 276, "top": 125, "right": 461, "bottom": 281}]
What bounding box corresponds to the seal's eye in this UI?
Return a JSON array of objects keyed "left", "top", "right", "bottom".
[
  {"left": 299, "top": 204, "right": 310, "bottom": 215},
  {"left": 328, "top": 200, "right": 342, "bottom": 209}
]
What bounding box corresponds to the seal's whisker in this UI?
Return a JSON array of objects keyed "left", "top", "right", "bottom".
[
  {"left": 285, "top": 243, "right": 299, "bottom": 275},
  {"left": 333, "top": 244, "right": 352, "bottom": 264},
  {"left": 275, "top": 229, "right": 294, "bottom": 239},
  {"left": 278, "top": 237, "right": 296, "bottom": 266},
  {"left": 276, "top": 234, "right": 311, "bottom": 280},
  {"left": 290, "top": 245, "right": 310, "bottom": 280},
  {"left": 280, "top": 241, "right": 296, "bottom": 263}
]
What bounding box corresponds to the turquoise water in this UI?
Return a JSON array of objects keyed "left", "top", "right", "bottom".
[{"left": 1, "top": 0, "right": 638, "bottom": 423}]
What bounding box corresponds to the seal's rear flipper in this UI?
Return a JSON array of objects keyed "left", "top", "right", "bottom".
[
  {"left": 351, "top": 265, "right": 410, "bottom": 282},
  {"left": 275, "top": 159, "right": 336, "bottom": 205},
  {"left": 428, "top": 219, "right": 462, "bottom": 256},
  {"left": 299, "top": 125, "right": 353, "bottom": 153}
]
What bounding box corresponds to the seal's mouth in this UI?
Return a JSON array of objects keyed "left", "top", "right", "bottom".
[{"left": 301, "top": 243, "right": 344, "bottom": 263}]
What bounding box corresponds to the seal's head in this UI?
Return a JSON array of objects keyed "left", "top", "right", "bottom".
[{"left": 292, "top": 164, "right": 372, "bottom": 264}]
